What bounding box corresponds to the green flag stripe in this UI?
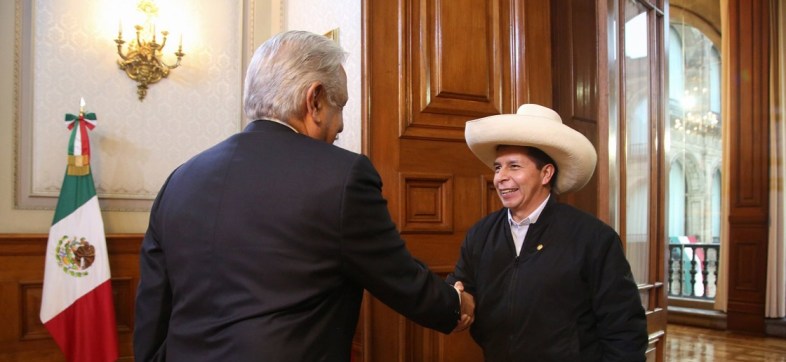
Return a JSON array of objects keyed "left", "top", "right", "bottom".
[
  {"left": 67, "top": 123, "right": 78, "bottom": 156},
  {"left": 52, "top": 170, "right": 98, "bottom": 225}
]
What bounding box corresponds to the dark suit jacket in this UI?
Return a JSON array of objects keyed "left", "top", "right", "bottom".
[{"left": 133, "top": 120, "right": 460, "bottom": 361}]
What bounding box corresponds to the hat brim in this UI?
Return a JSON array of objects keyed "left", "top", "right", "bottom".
[{"left": 465, "top": 115, "right": 597, "bottom": 194}]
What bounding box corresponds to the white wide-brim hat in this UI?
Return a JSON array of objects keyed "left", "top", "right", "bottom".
[{"left": 465, "top": 104, "right": 597, "bottom": 194}]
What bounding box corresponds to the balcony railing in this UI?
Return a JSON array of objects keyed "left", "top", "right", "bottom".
[{"left": 668, "top": 242, "right": 720, "bottom": 300}]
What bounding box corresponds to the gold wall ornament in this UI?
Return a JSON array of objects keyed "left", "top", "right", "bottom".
[
  {"left": 324, "top": 28, "right": 339, "bottom": 45},
  {"left": 114, "top": 24, "right": 185, "bottom": 101}
]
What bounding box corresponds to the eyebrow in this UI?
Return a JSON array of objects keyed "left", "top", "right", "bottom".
[{"left": 497, "top": 158, "right": 522, "bottom": 164}]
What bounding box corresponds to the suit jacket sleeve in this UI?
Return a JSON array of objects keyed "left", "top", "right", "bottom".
[
  {"left": 339, "top": 155, "right": 460, "bottom": 334},
  {"left": 133, "top": 174, "right": 175, "bottom": 362}
]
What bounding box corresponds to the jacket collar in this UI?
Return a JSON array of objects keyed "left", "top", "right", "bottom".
[
  {"left": 244, "top": 119, "right": 299, "bottom": 134},
  {"left": 532, "top": 194, "right": 558, "bottom": 225}
]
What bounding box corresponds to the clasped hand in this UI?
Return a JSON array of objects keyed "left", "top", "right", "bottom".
[{"left": 452, "top": 281, "right": 475, "bottom": 333}]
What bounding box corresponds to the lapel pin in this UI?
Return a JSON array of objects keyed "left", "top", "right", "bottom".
[{"left": 536, "top": 244, "right": 544, "bottom": 251}]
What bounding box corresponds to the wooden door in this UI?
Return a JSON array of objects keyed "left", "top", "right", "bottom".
[
  {"left": 552, "top": 0, "right": 669, "bottom": 360},
  {"left": 615, "top": 0, "right": 669, "bottom": 360},
  {"left": 725, "top": 0, "right": 770, "bottom": 334},
  {"left": 360, "top": 0, "right": 552, "bottom": 360}
]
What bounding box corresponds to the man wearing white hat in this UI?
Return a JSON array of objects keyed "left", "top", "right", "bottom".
[{"left": 447, "top": 104, "right": 647, "bottom": 361}]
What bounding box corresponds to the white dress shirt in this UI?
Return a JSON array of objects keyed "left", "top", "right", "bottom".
[{"left": 508, "top": 195, "right": 550, "bottom": 256}]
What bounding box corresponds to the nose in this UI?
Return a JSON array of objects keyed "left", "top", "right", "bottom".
[{"left": 494, "top": 167, "right": 509, "bottom": 183}]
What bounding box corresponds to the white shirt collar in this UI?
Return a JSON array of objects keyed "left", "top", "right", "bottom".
[
  {"left": 266, "top": 118, "right": 299, "bottom": 133},
  {"left": 507, "top": 194, "right": 550, "bottom": 226}
]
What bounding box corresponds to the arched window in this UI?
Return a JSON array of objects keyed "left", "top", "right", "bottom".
[
  {"left": 667, "top": 9, "right": 722, "bottom": 302},
  {"left": 669, "top": 160, "right": 686, "bottom": 238},
  {"left": 711, "top": 169, "right": 721, "bottom": 243}
]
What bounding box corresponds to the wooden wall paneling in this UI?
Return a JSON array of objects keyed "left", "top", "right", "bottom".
[
  {"left": 515, "top": 0, "right": 553, "bottom": 107},
  {"left": 0, "top": 235, "right": 62, "bottom": 361},
  {"left": 551, "top": 0, "right": 600, "bottom": 216},
  {"left": 106, "top": 234, "right": 145, "bottom": 360},
  {"left": 0, "top": 234, "right": 142, "bottom": 361},
  {"left": 726, "top": 0, "right": 770, "bottom": 334},
  {"left": 405, "top": 0, "right": 504, "bottom": 141},
  {"left": 481, "top": 175, "right": 504, "bottom": 216},
  {"left": 363, "top": 0, "right": 406, "bottom": 359},
  {"left": 399, "top": 173, "right": 454, "bottom": 234},
  {"left": 364, "top": 0, "right": 553, "bottom": 359}
]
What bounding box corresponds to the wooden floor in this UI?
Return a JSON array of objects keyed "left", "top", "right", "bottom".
[{"left": 666, "top": 324, "right": 786, "bottom": 361}]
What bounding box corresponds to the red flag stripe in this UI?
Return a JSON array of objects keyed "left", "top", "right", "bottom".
[
  {"left": 78, "top": 115, "right": 91, "bottom": 157},
  {"left": 43, "top": 281, "right": 119, "bottom": 362}
]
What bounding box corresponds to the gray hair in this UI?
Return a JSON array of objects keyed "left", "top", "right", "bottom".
[{"left": 243, "top": 30, "right": 348, "bottom": 122}]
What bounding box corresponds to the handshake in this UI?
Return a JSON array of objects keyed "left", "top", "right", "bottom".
[{"left": 452, "top": 281, "right": 475, "bottom": 333}]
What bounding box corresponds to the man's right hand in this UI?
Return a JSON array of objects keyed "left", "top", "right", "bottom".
[{"left": 452, "top": 281, "right": 475, "bottom": 333}]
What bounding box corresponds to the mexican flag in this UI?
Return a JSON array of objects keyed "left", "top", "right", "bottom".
[{"left": 40, "top": 105, "right": 119, "bottom": 362}]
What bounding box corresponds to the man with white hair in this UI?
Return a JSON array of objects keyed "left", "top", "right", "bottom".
[
  {"left": 448, "top": 104, "right": 647, "bottom": 361},
  {"left": 134, "top": 30, "right": 473, "bottom": 361}
]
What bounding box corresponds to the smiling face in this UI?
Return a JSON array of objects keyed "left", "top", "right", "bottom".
[{"left": 493, "top": 145, "right": 554, "bottom": 221}]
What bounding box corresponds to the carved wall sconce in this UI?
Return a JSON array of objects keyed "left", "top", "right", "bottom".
[
  {"left": 114, "top": 1, "right": 184, "bottom": 101},
  {"left": 324, "top": 28, "right": 340, "bottom": 45}
]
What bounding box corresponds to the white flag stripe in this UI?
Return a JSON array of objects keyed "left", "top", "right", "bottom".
[
  {"left": 73, "top": 130, "right": 83, "bottom": 156},
  {"left": 40, "top": 196, "right": 111, "bottom": 323}
]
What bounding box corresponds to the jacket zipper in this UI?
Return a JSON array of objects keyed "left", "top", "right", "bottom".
[{"left": 506, "top": 255, "right": 520, "bottom": 361}]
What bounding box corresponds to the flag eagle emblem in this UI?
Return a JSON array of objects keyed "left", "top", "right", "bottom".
[{"left": 55, "top": 235, "right": 96, "bottom": 277}]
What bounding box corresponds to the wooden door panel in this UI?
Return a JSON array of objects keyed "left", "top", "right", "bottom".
[
  {"left": 364, "top": 0, "right": 550, "bottom": 360},
  {"left": 398, "top": 172, "right": 454, "bottom": 233},
  {"left": 364, "top": 0, "right": 522, "bottom": 360},
  {"left": 406, "top": 313, "right": 483, "bottom": 361},
  {"left": 411, "top": 0, "right": 503, "bottom": 118},
  {"left": 404, "top": 0, "right": 507, "bottom": 142}
]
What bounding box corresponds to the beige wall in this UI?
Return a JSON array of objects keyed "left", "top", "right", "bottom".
[
  {"left": 285, "top": 0, "right": 362, "bottom": 154},
  {"left": 0, "top": 1, "right": 72, "bottom": 233},
  {"left": 0, "top": 0, "right": 280, "bottom": 234}
]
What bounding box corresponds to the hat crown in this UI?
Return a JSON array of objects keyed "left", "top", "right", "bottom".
[
  {"left": 465, "top": 103, "right": 597, "bottom": 194},
  {"left": 516, "top": 104, "right": 563, "bottom": 124}
]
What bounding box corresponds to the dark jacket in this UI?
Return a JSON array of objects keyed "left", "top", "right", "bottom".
[
  {"left": 133, "top": 120, "right": 460, "bottom": 361},
  {"left": 448, "top": 197, "right": 647, "bottom": 361}
]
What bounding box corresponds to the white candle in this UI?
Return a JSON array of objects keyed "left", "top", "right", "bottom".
[{"left": 80, "top": 97, "right": 85, "bottom": 113}]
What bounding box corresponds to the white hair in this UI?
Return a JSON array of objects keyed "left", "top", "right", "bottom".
[{"left": 243, "top": 30, "right": 348, "bottom": 122}]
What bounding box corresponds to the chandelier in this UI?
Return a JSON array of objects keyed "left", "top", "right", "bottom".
[{"left": 673, "top": 110, "right": 720, "bottom": 136}]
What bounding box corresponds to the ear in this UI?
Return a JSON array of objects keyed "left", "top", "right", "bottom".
[
  {"left": 541, "top": 164, "right": 555, "bottom": 186},
  {"left": 305, "top": 82, "right": 324, "bottom": 123}
]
